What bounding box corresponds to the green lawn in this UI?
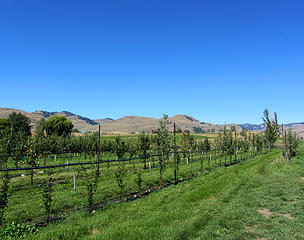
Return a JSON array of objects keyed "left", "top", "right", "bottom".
[{"left": 22, "top": 146, "right": 304, "bottom": 240}]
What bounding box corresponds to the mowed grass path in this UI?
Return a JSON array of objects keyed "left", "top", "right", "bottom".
[{"left": 27, "top": 147, "right": 304, "bottom": 240}]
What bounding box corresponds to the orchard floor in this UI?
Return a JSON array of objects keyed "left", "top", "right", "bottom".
[{"left": 26, "top": 147, "right": 304, "bottom": 240}]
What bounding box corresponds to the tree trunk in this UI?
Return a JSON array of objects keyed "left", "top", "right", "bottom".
[{"left": 159, "top": 168, "right": 162, "bottom": 188}]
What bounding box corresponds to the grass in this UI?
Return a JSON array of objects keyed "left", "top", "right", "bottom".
[
  {"left": 2, "top": 150, "right": 230, "bottom": 226},
  {"left": 17, "top": 145, "right": 304, "bottom": 240}
]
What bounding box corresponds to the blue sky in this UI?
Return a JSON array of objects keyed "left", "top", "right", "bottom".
[{"left": 1, "top": 0, "right": 303, "bottom": 124}]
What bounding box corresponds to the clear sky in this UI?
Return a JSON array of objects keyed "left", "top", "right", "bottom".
[{"left": 1, "top": 0, "right": 303, "bottom": 124}]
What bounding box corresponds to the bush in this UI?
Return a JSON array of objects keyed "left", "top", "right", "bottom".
[
  {"left": 0, "top": 221, "right": 38, "bottom": 239},
  {"left": 285, "top": 130, "right": 299, "bottom": 161}
]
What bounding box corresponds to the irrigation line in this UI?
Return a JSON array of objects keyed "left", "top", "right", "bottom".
[
  {"left": 34, "top": 151, "right": 258, "bottom": 228},
  {"left": 0, "top": 150, "right": 217, "bottom": 172}
]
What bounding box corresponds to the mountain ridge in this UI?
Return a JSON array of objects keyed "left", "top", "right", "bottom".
[{"left": 1, "top": 108, "right": 303, "bottom": 136}]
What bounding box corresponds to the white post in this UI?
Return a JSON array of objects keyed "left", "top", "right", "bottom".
[
  {"left": 54, "top": 155, "right": 56, "bottom": 161},
  {"left": 187, "top": 158, "right": 189, "bottom": 165},
  {"left": 73, "top": 173, "right": 76, "bottom": 190},
  {"left": 149, "top": 161, "right": 151, "bottom": 174}
]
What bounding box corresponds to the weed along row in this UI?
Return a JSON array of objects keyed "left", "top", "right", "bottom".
[{"left": 0, "top": 111, "right": 300, "bottom": 239}]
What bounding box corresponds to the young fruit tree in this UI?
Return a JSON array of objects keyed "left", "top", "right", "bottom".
[
  {"left": 138, "top": 133, "right": 150, "bottom": 168},
  {"left": 114, "top": 162, "right": 127, "bottom": 199},
  {"left": 285, "top": 130, "right": 299, "bottom": 161},
  {"left": 42, "top": 176, "right": 53, "bottom": 221},
  {"left": 85, "top": 170, "right": 98, "bottom": 212},
  {"left": 262, "top": 109, "right": 280, "bottom": 149},
  {"left": 155, "top": 114, "right": 172, "bottom": 188}
]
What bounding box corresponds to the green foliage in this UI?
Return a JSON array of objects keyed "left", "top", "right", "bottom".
[
  {"left": 44, "top": 115, "right": 73, "bottom": 137},
  {"left": 0, "top": 173, "right": 10, "bottom": 225},
  {"left": 8, "top": 112, "right": 31, "bottom": 138},
  {"left": 34, "top": 118, "right": 46, "bottom": 137},
  {"left": 126, "top": 139, "right": 137, "bottom": 158},
  {"left": 262, "top": 109, "right": 280, "bottom": 149},
  {"left": 0, "top": 119, "right": 10, "bottom": 165},
  {"left": 138, "top": 133, "right": 150, "bottom": 167},
  {"left": 41, "top": 177, "right": 53, "bottom": 221},
  {"left": 154, "top": 114, "right": 172, "bottom": 187},
  {"left": 255, "top": 134, "right": 265, "bottom": 154},
  {"left": 138, "top": 134, "right": 150, "bottom": 156},
  {"left": 230, "top": 126, "right": 236, "bottom": 132},
  {"left": 0, "top": 113, "right": 31, "bottom": 166},
  {"left": 215, "top": 127, "right": 234, "bottom": 158},
  {"left": 0, "top": 221, "right": 38, "bottom": 239},
  {"left": 197, "top": 137, "right": 210, "bottom": 153},
  {"left": 114, "top": 136, "right": 127, "bottom": 160},
  {"left": 240, "top": 128, "right": 247, "bottom": 137},
  {"left": 202, "top": 137, "right": 210, "bottom": 152},
  {"left": 0, "top": 119, "right": 10, "bottom": 135},
  {"left": 180, "top": 131, "right": 195, "bottom": 152},
  {"left": 285, "top": 130, "right": 299, "bottom": 161},
  {"left": 239, "top": 134, "right": 250, "bottom": 160},
  {"left": 114, "top": 162, "right": 126, "bottom": 198},
  {"left": 135, "top": 169, "right": 143, "bottom": 191},
  {"left": 85, "top": 171, "right": 98, "bottom": 212}
]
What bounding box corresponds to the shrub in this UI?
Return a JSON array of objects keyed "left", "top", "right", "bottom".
[{"left": 0, "top": 221, "right": 38, "bottom": 239}]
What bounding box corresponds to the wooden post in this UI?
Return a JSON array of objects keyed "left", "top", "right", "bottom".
[
  {"left": 44, "top": 135, "right": 48, "bottom": 166},
  {"left": 97, "top": 125, "right": 101, "bottom": 176},
  {"left": 173, "top": 123, "right": 177, "bottom": 184},
  {"left": 282, "top": 125, "right": 284, "bottom": 156},
  {"left": 235, "top": 131, "right": 237, "bottom": 162},
  {"left": 284, "top": 130, "right": 289, "bottom": 161}
]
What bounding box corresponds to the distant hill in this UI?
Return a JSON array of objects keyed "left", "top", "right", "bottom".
[
  {"left": 284, "top": 123, "right": 304, "bottom": 137},
  {"left": 33, "top": 110, "right": 98, "bottom": 127},
  {"left": 240, "top": 122, "right": 304, "bottom": 137},
  {"left": 0, "top": 108, "right": 98, "bottom": 131},
  {"left": 0, "top": 108, "right": 241, "bottom": 134},
  {"left": 87, "top": 114, "right": 242, "bottom": 134},
  {"left": 0, "top": 108, "right": 43, "bottom": 126},
  {"left": 2, "top": 107, "right": 303, "bottom": 136},
  {"left": 239, "top": 123, "right": 265, "bottom": 131}
]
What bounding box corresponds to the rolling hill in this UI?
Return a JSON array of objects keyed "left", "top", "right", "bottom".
[{"left": 1, "top": 107, "right": 303, "bottom": 136}]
